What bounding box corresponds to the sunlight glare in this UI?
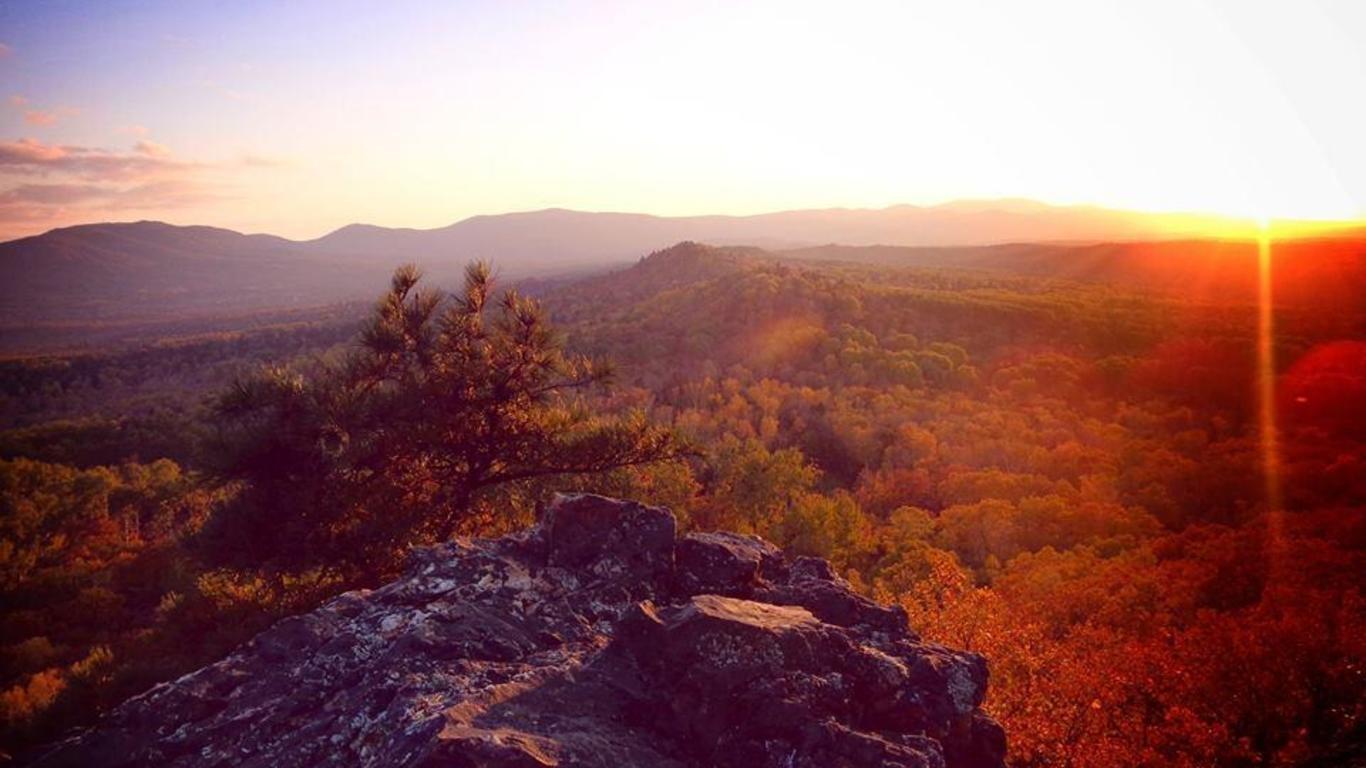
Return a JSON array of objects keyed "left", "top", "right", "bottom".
[{"left": 1255, "top": 216, "right": 1286, "bottom": 588}]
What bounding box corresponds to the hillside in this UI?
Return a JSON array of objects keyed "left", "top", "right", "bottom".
[
  {"left": 785, "top": 238, "right": 1366, "bottom": 314},
  {"left": 546, "top": 241, "right": 1366, "bottom": 382},
  {"left": 0, "top": 222, "right": 384, "bottom": 324},
  {"left": 545, "top": 242, "right": 772, "bottom": 324}
]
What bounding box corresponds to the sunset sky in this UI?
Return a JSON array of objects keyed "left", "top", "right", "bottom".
[{"left": 1, "top": 0, "right": 1363, "bottom": 241}]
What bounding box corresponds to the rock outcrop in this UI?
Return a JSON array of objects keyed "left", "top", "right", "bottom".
[{"left": 27, "top": 495, "right": 1006, "bottom": 768}]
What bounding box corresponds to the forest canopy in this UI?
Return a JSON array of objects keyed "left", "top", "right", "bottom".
[{"left": 1, "top": 243, "right": 1362, "bottom": 766}]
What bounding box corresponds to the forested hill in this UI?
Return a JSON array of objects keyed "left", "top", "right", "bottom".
[
  {"left": 545, "top": 240, "right": 1363, "bottom": 385},
  {"left": 0, "top": 221, "right": 387, "bottom": 325},
  {"left": 784, "top": 237, "right": 1366, "bottom": 314},
  {"left": 544, "top": 242, "right": 771, "bottom": 321}
]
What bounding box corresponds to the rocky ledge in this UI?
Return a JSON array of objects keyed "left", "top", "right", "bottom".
[{"left": 27, "top": 495, "right": 1006, "bottom": 768}]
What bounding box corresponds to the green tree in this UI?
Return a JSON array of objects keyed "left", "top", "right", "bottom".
[
  {"left": 211, "top": 263, "right": 682, "bottom": 576},
  {"left": 694, "top": 436, "right": 817, "bottom": 533}
]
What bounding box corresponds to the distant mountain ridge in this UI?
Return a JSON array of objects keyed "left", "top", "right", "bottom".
[
  {"left": 291, "top": 200, "right": 1333, "bottom": 258},
  {"left": 0, "top": 221, "right": 380, "bottom": 324},
  {"left": 2, "top": 201, "right": 1362, "bottom": 349}
]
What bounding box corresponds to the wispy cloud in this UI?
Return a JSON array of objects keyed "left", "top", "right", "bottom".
[
  {"left": 0, "top": 137, "right": 222, "bottom": 236},
  {"left": 0, "top": 129, "right": 287, "bottom": 238},
  {"left": 101, "top": 179, "right": 224, "bottom": 210},
  {"left": 0, "top": 137, "right": 199, "bottom": 182},
  {"left": 0, "top": 178, "right": 224, "bottom": 231},
  {"left": 3, "top": 181, "right": 215, "bottom": 208},
  {"left": 8, "top": 95, "right": 80, "bottom": 126},
  {"left": 0, "top": 183, "right": 110, "bottom": 205},
  {"left": 134, "top": 139, "right": 172, "bottom": 158},
  {"left": 22, "top": 107, "right": 79, "bottom": 126},
  {"left": 0, "top": 43, "right": 12, "bottom": 59},
  {"left": 0, "top": 138, "right": 68, "bottom": 164}
]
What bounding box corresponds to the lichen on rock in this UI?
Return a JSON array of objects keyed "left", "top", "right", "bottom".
[{"left": 24, "top": 493, "right": 1006, "bottom": 768}]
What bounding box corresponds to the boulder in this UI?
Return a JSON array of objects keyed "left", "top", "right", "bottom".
[
  {"left": 674, "top": 531, "right": 782, "bottom": 596},
  {"left": 23, "top": 495, "right": 1005, "bottom": 768},
  {"left": 541, "top": 493, "right": 675, "bottom": 595}
]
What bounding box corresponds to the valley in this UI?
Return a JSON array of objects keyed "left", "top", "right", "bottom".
[{"left": 2, "top": 234, "right": 1362, "bottom": 765}]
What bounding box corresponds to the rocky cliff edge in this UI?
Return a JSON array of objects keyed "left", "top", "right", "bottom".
[{"left": 27, "top": 494, "right": 1007, "bottom": 768}]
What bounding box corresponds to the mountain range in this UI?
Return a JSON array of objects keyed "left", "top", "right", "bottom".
[{"left": 1, "top": 200, "right": 1362, "bottom": 351}]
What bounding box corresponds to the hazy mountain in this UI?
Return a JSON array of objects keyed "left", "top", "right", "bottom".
[
  {"left": 2, "top": 201, "right": 1360, "bottom": 344},
  {"left": 0, "top": 221, "right": 384, "bottom": 322},
  {"left": 302, "top": 209, "right": 713, "bottom": 266},
  {"left": 296, "top": 201, "right": 1312, "bottom": 262}
]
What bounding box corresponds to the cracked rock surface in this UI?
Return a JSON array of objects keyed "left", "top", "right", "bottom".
[{"left": 26, "top": 494, "right": 1006, "bottom": 768}]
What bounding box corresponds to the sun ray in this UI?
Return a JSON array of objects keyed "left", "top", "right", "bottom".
[{"left": 1255, "top": 217, "right": 1285, "bottom": 589}]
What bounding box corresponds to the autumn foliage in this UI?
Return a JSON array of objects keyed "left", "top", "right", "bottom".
[{"left": 1, "top": 243, "right": 1363, "bottom": 764}]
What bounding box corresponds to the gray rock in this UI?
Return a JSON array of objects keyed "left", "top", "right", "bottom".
[
  {"left": 675, "top": 531, "right": 783, "bottom": 597},
  {"left": 23, "top": 495, "right": 1005, "bottom": 768}
]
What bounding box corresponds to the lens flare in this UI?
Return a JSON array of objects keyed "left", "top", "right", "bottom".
[{"left": 1256, "top": 219, "right": 1285, "bottom": 586}]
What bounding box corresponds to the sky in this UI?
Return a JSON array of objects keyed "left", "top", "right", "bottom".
[{"left": 0, "top": 0, "right": 1364, "bottom": 241}]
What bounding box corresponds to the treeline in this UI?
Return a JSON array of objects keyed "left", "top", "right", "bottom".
[{"left": 0, "top": 319, "right": 359, "bottom": 467}]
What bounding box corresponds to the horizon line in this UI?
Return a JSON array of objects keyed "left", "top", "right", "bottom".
[{"left": 5, "top": 197, "right": 1365, "bottom": 247}]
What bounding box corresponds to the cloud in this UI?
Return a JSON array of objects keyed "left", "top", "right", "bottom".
[
  {"left": 23, "top": 111, "right": 57, "bottom": 126},
  {"left": 0, "top": 137, "right": 197, "bottom": 182},
  {"left": 135, "top": 140, "right": 172, "bottom": 158},
  {"left": 106, "top": 179, "right": 224, "bottom": 210},
  {"left": 0, "top": 44, "right": 11, "bottom": 59},
  {"left": 0, "top": 137, "right": 225, "bottom": 238},
  {"left": 0, "top": 183, "right": 110, "bottom": 206},
  {"left": 0, "top": 138, "right": 68, "bottom": 163},
  {"left": 8, "top": 95, "right": 80, "bottom": 126},
  {"left": 0, "top": 180, "right": 220, "bottom": 208},
  {"left": 0, "top": 133, "right": 286, "bottom": 239},
  {"left": 0, "top": 184, "right": 126, "bottom": 236}
]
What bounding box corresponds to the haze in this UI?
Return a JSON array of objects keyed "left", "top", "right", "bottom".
[{"left": 1, "top": 0, "right": 1365, "bottom": 241}]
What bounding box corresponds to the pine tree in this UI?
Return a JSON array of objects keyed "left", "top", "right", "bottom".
[{"left": 211, "top": 262, "right": 682, "bottom": 576}]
